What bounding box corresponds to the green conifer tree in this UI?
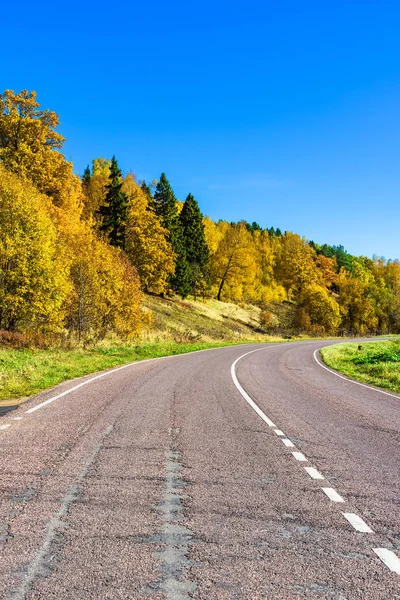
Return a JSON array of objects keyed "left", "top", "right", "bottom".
[
  {"left": 82, "top": 165, "right": 91, "bottom": 188},
  {"left": 140, "top": 180, "right": 154, "bottom": 208},
  {"left": 153, "top": 173, "right": 178, "bottom": 231},
  {"left": 98, "top": 156, "right": 128, "bottom": 249},
  {"left": 153, "top": 173, "right": 191, "bottom": 297},
  {"left": 179, "top": 193, "right": 210, "bottom": 296},
  {"left": 180, "top": 194, "right": 209, "bottom": 268},
  {"left": 170, "top": 247, "right": 192, "bottom": 298}
]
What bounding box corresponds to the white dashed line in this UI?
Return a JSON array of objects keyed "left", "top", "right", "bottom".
[
  {"left": 0, "top": 424, "right": 11, "bottom": 430},
  {"left": 321, "top": 487, "right": 345, "bottom": 503},
  {"left": 12, "top": 417, "right": 23, "bottom": 421},
  {"left": 274, "top": 429, "right": 285, "bottom": 436},
  {"left": 373, "top": 548, "right": 400, "bottom": 574},
  {"left": 281, "top": 438, "right": 295, "bottom": 448},
  {"left": 342, "top": 513, "right": 374, "bottom": 533},
  {"left": 231, "top": 345, "right": 397, "bottom": 573},
  {"left": 292, "top": 451, "right": 308, "bottom": 462},
  {"left": 304, "top": 466, "right": 324, "bottom": 480}
]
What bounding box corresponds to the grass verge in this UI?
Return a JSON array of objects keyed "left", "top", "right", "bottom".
[
  {"left": 0, "top": 338, "right": 283, "bottom": 406},
  {"left": 320, "top": 340, "right": 400, "bottom": 394}
]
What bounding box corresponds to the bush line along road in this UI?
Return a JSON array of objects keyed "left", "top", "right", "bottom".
[{"left": 0, "top": 340, "right": 399, "bottom": 599}]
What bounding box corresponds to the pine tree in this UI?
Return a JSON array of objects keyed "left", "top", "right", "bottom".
[
  {"left": 180, "top": 194, "right": 209, "bottom": 267},
  {"left": 82, "top": 165, "right": 91, "bottom": 200},
  {"left": 179, "top": 193, "right": 210, "bottom": 296},
  {"left": 153, "top": 173, "right": 191, "bottom": 297},
  {"left": 140, "top": 180, "right": 153, "bottom": 207},
  {"left": 82, "top": 165, "right": 91, "bottom": 186},
  {"left": 98, "top": 156, "right": 128, "bottom": 249},
  {"left": 170, "top": 249, "right": 192, "bottom": 298},
  {"left": 153, "top": 173, "right": 178, "bottom": 232}
]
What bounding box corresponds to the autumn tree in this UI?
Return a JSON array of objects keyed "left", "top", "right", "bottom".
[
  {"left": 274, "top": 232, "right": 321, "bottom": 297},
  {"left": 66, "top": 222, "right": 143, "bottom": 340},
  {"left": 0, "top": 166, "right": 71, "bottom": 332},
  {"left": 81, "top": 158, "right": 110, "bottom": 222},
  {"left": 98, "top": 156, "right": 128, "bottom": 249},
  {"left": 297, "top": 283, "right": 341, "bottom": 334},
  {"left": 314, "top": 254, "right": 338, "bottom": 289},
  {"left": 209, "top": 222, "right": 258, "bottom": 301},
  {"left": 337, "top": 261, "right": 378, "bottom": 335},
  {"left": 252, "top": 229, "right": 286, "bottom": 303},
  {"left": 0, "top": 89, "right": 78, "bottom": 209},
  {"left": 123, "top": 174, "right": 175, "bottom": 293}
]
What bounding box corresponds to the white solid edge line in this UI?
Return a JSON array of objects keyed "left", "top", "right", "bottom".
[
  {"left": 231, "top": 347, "right": 277, "bottom": 428},
  {"left": 321, "top": 487, "right": 345, "bottom": 503},
  {"left": 274, "top": 429, "right": 285, "bottom": 436},
  {"left": 292, "top": 451, "right": 307, "bottom": 462},
  {"left": 282, "top": 438, "right": 295, "bottom": 448},
  {"left": 373, "top": 548, "right": 400, "bottom": 574},
  {"left": 313, "top": 349, "right": 400, "bottom": 400},
  {"left": 342, "top": 512, "right": 374, "bottom": 533},
  {"left": 24, "top": 343, "right": 252, "bottom": 416},
  {"left": 304, "top": 466, "right": 324, "bottom": 480}
]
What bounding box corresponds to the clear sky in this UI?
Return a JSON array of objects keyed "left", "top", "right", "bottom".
[{"left": 2, "top": 0, "right": 400, "bottom": 259}]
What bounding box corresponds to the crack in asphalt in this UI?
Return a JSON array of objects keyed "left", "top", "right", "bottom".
[
  {"left": 8, "top": 425, "right": 114, "bottom": 600},
  {"left": 152, "top": 428, "right": 197, "bottom": 600}
]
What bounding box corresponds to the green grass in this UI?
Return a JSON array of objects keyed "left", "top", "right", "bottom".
[
  {"left": 320, "top": 340, "right": 400, "bottom": 394},
  {"left": 0, "top": 338, "right": 278, "bottom": 405},
  {"left": 0, "top": 293, "right": 294, "bottom": 406}
]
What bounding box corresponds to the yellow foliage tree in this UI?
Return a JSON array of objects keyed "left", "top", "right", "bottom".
[
  {"left": 337, "top": 265, "right": 378, "bottom": 334},
  {"left": 204, "top": 217, "right": 223, "bottom": 255},
  {"left": 209, "top": 222, "right": 258, "bottom": 301},
  {"left": 66, "top": 223, "right": 143, "bottom": 340},
  {"left": 82, "top": 158, "right": 111, "bottom": 222},
  {"left": 0, "top": 166, "right": 71, "bottom": 332},
  {"left": 123, "top": 174, "right": 175, "bottom": 294},
  {"left": 298, "top": 283, "right": 341, "bottom": 334},
  {"left": 0, "top": 90, "right": 77, "bottom": 210},
  {"left": 315, "top": 254, "right": 337, "bottom": 289},
  {"left": 275, "top": 232, "right": 321, "bottom": 297},
  {"left": 252, "top": 229, "right": 286, "bottom": 303}
]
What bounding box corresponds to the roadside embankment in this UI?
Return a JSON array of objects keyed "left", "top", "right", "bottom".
[{"left": 320, "top": 339, "right": 400, "bottom": 394}]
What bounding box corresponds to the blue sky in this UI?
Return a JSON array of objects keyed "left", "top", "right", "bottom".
[{"left": 2, "top": 0, "right": 400, "bottom": 259}]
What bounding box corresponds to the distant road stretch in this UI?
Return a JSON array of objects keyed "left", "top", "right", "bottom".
[{"left": 1, "top": 340, "right": 399, "bottom": 599}]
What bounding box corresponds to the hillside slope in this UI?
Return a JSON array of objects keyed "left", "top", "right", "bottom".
[{"left": 142, "top": 295, "right": 285, "bottom": 342}]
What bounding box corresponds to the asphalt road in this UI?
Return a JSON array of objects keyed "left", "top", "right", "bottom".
[{"left": 0, "top": 340, "right": 399, "bottom": 599}]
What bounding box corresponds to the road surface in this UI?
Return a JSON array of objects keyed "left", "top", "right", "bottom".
[{"left": 0, "top": 340, "right": 399, "bottom": 599}]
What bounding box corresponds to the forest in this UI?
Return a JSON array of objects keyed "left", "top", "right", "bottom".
[{"left": 0, "top": 89, "right": 399, "bottom": 344}]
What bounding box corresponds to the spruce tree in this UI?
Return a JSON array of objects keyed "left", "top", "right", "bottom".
[
  {"left": 140, "top": 180, "right": 154, "bottom": 208},
  {"left": 82, "top": 165, "right": 91, "bottom": 188},
  {"left": 153, "top": 173, "right": 178, "bottom": 232},
  {"left": 179, "top": 193, "right": 210, "bottom": 297},
  {"left": 153, "top": 173, "right": 191, "bottom": 297},
  {"left": 98, "top": 156, "right": 128, "bottom": 249},
  {"left": 170, "top": 243, "right": 192, "bottom": 298},
  {"left": 179, "top": 193, "right": 209, "bottom": 268}
]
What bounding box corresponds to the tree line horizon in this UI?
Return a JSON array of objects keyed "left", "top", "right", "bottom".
[{"left": 0, "top": 89, "right": 399, "bottom": 342}]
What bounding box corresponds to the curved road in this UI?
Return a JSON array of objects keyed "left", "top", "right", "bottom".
[{"left": 0, "top": 341, "right": 399, "bottom": 599}]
